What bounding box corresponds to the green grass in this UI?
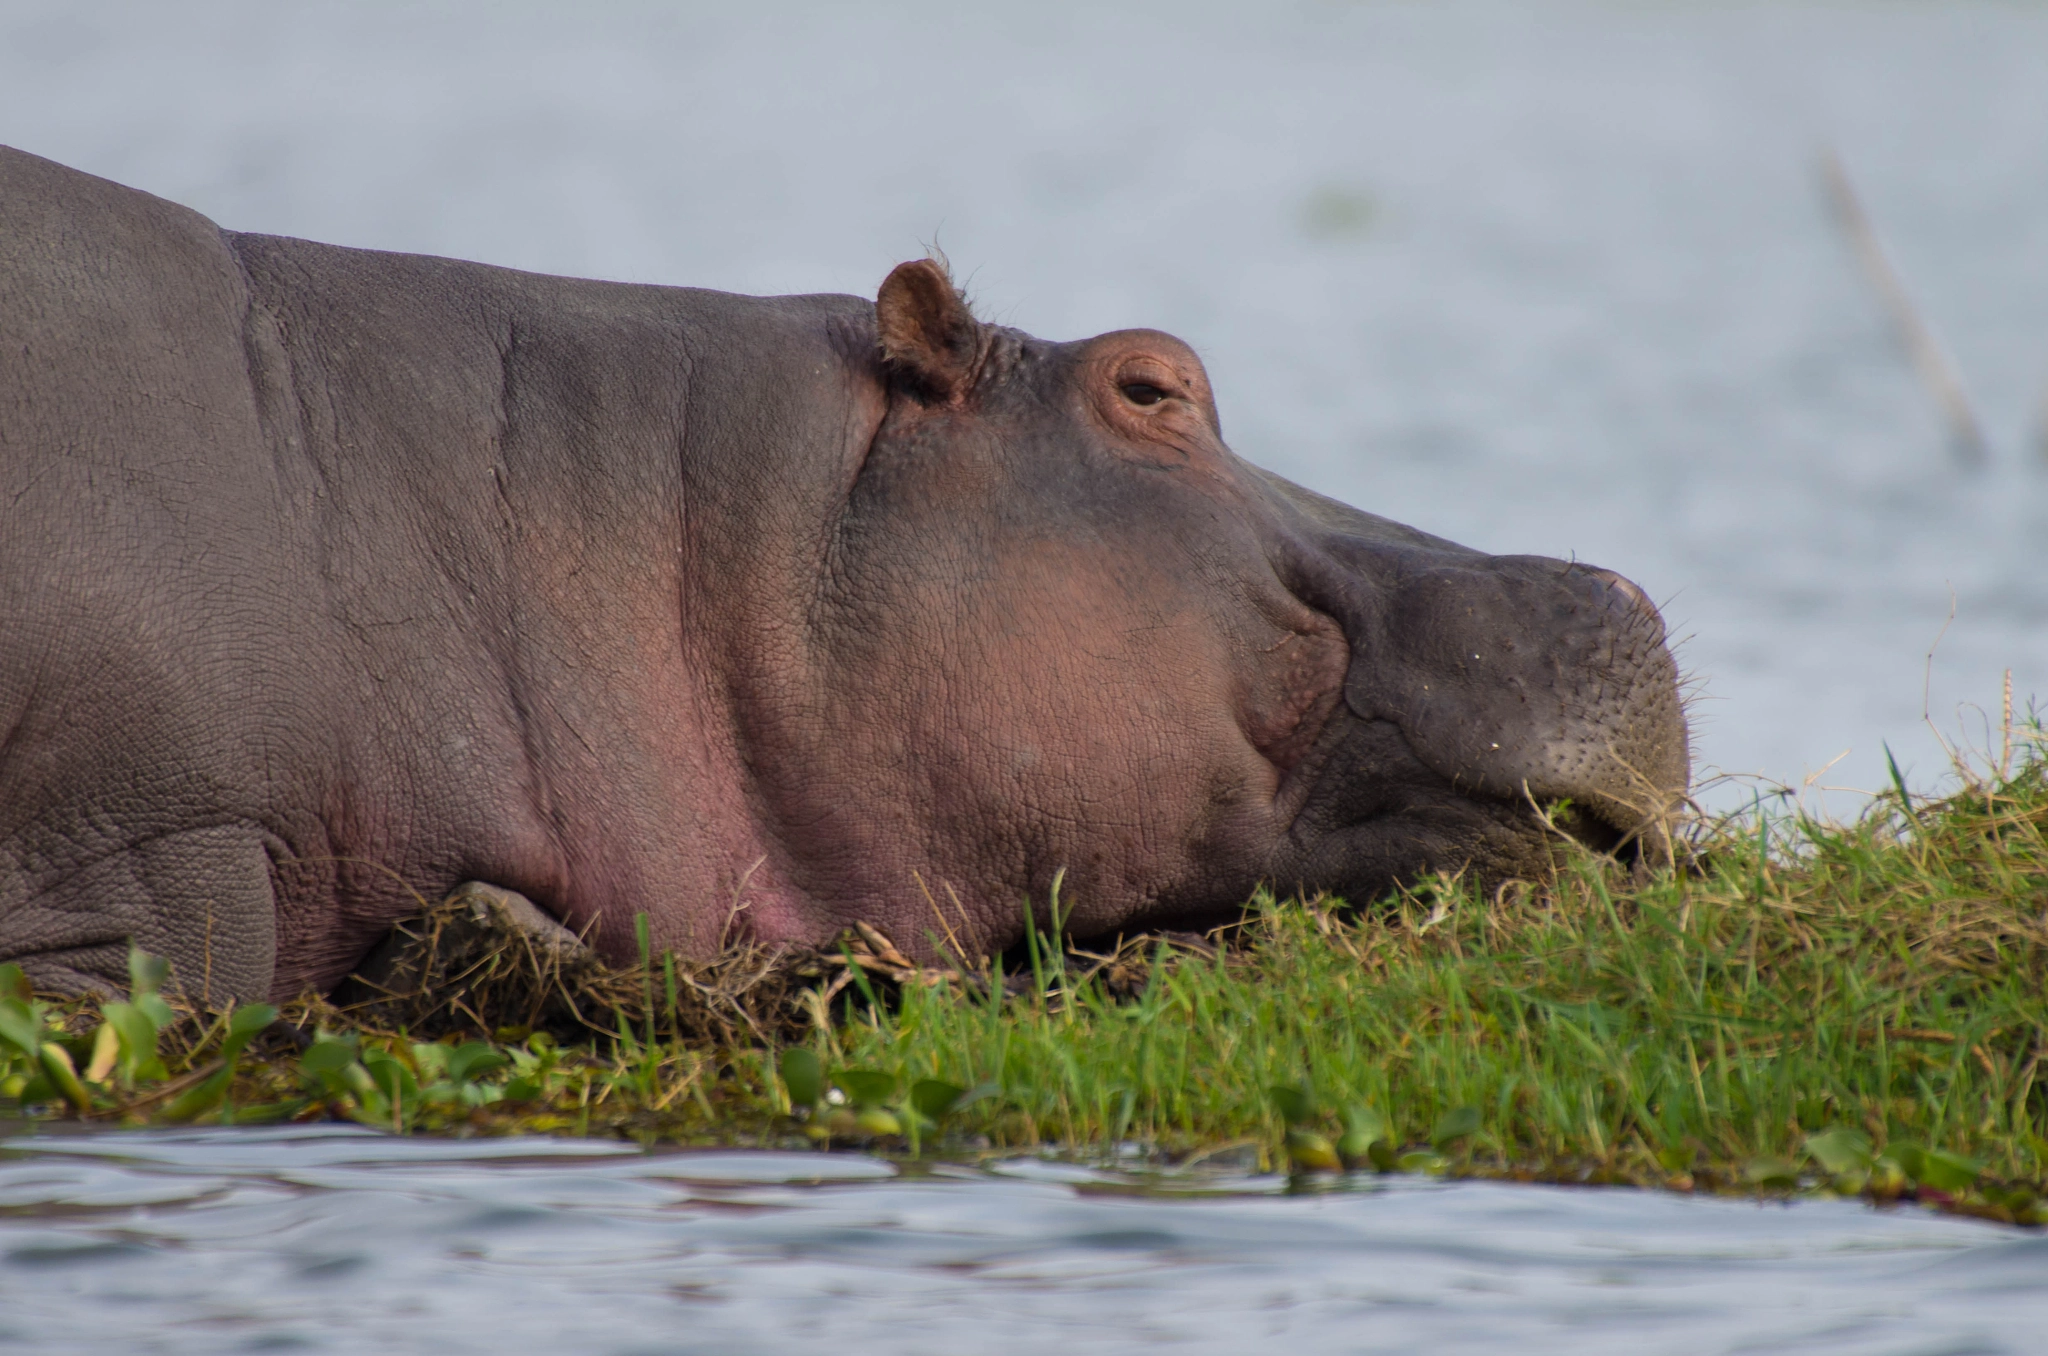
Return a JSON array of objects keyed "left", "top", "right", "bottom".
[{"left": 5, "top": 736, "right": 2047, "bottom": 1223}]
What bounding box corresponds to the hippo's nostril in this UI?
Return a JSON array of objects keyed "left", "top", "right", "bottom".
[
  {"left": 1584, "top": 567, "right": 1646, "bottom": 609},
  {"left": 1577, "top": 565, "right": 1666, "bottom": 642}
]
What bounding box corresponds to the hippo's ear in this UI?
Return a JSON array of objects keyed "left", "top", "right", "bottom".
[{"left": 875, "top": 259, "right": 986, "bottom": 404}]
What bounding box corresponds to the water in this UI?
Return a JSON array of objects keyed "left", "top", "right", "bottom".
[
  {"left": 0, "top": 1127, "right": 2038, "bottom": 1355},
  {"left": 3, "top": 0, "right": 2045, "bottom": 806}
]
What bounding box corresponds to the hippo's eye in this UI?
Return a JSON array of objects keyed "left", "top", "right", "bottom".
[{"left": 1120, "top": 382, "right": 1168, "bottom": 406}]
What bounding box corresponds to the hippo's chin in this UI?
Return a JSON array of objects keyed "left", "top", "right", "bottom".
[{"left": 1273, "top": 713, "right": 1653, "bottom": 906}]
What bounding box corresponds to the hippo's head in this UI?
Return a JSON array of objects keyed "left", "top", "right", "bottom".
[{"left": 738, "top": 260, "right": 1686, "bottom": 952}]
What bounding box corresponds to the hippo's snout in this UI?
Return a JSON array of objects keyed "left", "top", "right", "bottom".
[
  {"left": 1281, "top": 520, "right": 1689, "bottom": 896},
  {"left": 1385, "top": 554, "right": 1685, "bottom": 832}
]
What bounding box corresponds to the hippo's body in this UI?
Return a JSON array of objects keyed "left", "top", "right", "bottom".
[{"left": 0, "top": 146, "right": 1687, "bottom": 1001}]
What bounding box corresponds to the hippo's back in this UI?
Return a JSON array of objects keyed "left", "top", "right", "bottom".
[{"left": 0, "top": 147, "right": 281, "bottom": 625}]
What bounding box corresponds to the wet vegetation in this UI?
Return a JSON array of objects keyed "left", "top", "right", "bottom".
[{"left": 5, "top": 736, "right": 2047, "bottom": 1226}]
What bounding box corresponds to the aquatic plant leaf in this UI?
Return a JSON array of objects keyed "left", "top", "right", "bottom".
[
  {"left": 36, "top": 1043, "right": 91, "bottom": 1113},
  {"left": 909, "top": 1078, "right": 966, "bottom": 1121},
  {"left": 1396, "top": 1150, "right": 1448, "bottom": 1174},
  {"left": 1827, "top": 1169, "right": 1869, "bottom": 1197},
  {"left": 1884, "top": 1141, "right": 1927, "bottom": 1184},
  {"left": 1802, "top": 1127, "right": 1873, "bottom": 1176},
  {"left": 12, "top": 1072, "right": 55, "bottom": 1105},
  {"left": 1867, "top": 1158, "right": 1909, "bottom": 1199},
  {"left": 134, "top": 993, "right": 176, "bottom": 1029},
  {"left": 345, "top": 1090, "right": 393, "bottom": 1129},
  {"left": 780, "top": 1048, "right": 823, "bottom": 1109},
  {"left": 1430, "top": 1106, "right": 1481, "bottom": 1147},
  {"left": 1268, "top": 1084, "right": 1314, "bottom": 1126},
  {"left": 1743, "top": 1157, "right": 1800, "bottom": 1189},
  {"left": 100, "top": 1001, "right": 158, "bottom": 1071},
  {"left": 1367, "top": 1138, "right": 1399, "bottom": 1173},
  {"left": 445, "top": 1043, "right": 508, "bottom": 1084},
  {"left": 299, "top": 1034, "right": 360, "bottom": 1083},
  {"left": 837, "top": 1069, "right": 896, "bottom": 1108},
  {"left": 1334, "top": 1128, "right": 1372, "bottom": 1168},
  {"left": 854, "top": 1106, "right": 903, "bottom": 1136},
  {"left": 460, "top": 1080, "right": 505, "bottom": 1108},
  {"left": 1285, "top": 1128, "right": 1341, "bottom": 1172},
  {"left": 220, "top": 1004, "right": 278, "bottom": 1062},
  {"left": 0, "top": 963, "right": 30, "bottom": 1004},
  {"left": 1915, "top": 1149, "right": 1981, "bottom": 1194},
  {"left": 1336, "top": 1107, "right": 1389, "bottom": 1169},
  {"left": 159, "top": 1068, "right": 233, "bottom": 1123},
  {"left": 298, "top": 1035, "right": 389, "bottom": 1126},
  {"left": 127, "top": 946, "right": 170, "bottom": 1000},
  {"left": 0, "top": 998, "right": 43, "bottom": 1059},
  {"left": 410, "top": 1043, "right": 451, "bottom": 1081},
  {"left": 339, "top": 1062, "right": 385, "bottom": 1107},
  {"left": 363, "top": 1051, "right": 419, "bottom": 1116},
  {"left": 84, "top": 1022, "right": 119, "bottom": 1083}
]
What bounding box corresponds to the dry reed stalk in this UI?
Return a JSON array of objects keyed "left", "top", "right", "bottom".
[{"left": 1819, "top": 148, "right": 1987, "bottom": 467}]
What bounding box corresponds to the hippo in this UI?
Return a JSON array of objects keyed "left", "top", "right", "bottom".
[{"left": 0, "top": 146, "right": 1687, "bottom": 1002}]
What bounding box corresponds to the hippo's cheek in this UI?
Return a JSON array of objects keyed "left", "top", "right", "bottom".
[
  {"left": 1276, "top": 714, "right": 1559, "bottom": 901},
  {"left": 782, "top": 567, "right": 1278, "bottom": 928},
  {"left": 1238, "top": 611, "right": 1350, "bottom": 774}
]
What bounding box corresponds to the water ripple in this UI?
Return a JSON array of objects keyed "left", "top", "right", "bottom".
[{"left": 0, "top": 1128, "right": 2036, "bottom": 1354}]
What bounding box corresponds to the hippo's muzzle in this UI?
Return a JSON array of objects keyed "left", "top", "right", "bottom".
[{"left": 1273, "top": 504, "right": 1689, "bottom": 899}]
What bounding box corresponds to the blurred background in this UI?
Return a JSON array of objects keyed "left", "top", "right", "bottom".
[{"left": 4, "top": 0, "right": 2044, "bottom": 811}]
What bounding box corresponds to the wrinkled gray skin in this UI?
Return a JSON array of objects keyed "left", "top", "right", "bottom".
[{"left": 0, "top": 147, "right": 1687, "bottom": 1001}]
